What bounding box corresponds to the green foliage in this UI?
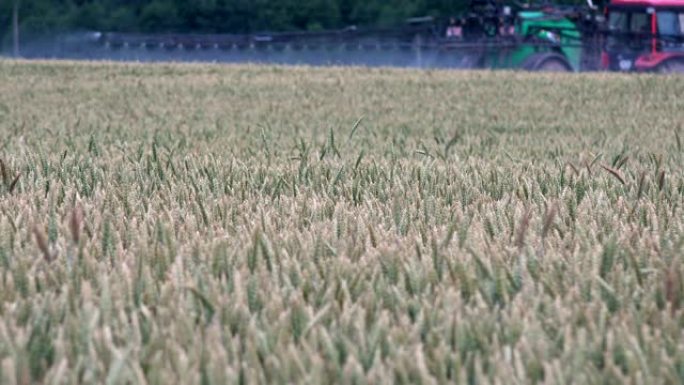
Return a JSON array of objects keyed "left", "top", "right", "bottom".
[{"left": 1, "top": 0, "right": 472, "bottom": 48}]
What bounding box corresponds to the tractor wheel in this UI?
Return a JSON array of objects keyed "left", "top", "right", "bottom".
[
  {"left": 522, "top": 53, "right": 573, "bottom": 72},
  {"left": 657, "top": 59, "right": 684, "bottom": 74}
]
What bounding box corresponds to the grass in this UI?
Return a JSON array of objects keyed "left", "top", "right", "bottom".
[{"left": 0, "top": 60, "right": 683, "bottom": 384}]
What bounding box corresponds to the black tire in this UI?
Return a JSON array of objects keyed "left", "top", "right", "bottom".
[
  {"left": 521, "top": 52, "right": 573, "bottom": 72},
  {"left": 657, "top": 59, "right": 684, "bottom": 74}
]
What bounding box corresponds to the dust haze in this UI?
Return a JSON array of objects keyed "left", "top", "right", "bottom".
[{"left": 5, "top": 32, "right": 481, "bottom": 69}]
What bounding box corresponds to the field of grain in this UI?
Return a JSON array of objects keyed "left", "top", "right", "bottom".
[{"left": 0, "top": 60, "right": 683, "bottom": 384}]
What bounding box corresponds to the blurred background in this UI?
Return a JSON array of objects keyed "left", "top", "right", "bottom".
[{"left": 1, "top": 0, "right": 477, "bottom": 53}]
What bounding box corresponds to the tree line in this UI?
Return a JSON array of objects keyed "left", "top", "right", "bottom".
[{"left": 2, "top": 0, "right": 473, "bottom": 50}]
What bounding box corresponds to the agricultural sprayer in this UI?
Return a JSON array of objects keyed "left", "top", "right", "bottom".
[{"left": 42, "top": 0, "right": 684, "bottom": 72}]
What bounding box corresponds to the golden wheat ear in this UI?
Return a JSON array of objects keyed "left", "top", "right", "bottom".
[
  {"left": 69, "top": 206, "right": 83, "bottom": 244},
  {"left": 33, "top": 225, "right": 54, "bottom": 263}
]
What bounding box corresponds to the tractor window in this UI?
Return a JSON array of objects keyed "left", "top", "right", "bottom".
[
  {"left": 630, "top": 13, "right": 650, "bottom": 33},
  {"left": 657, "top": 11, "right": 684, "bottom": 51},
  {"left": 657, "top": 11, "right": 684, "bottom": 36},
  {"left": 606, "top": 10, "right": 651, "bottom": 52},
  {"left": 608, "top": 11, "right": 628, "bottom": 32},
  {"left": 608, "top": 11, "right": 650, "bottom": 33}
]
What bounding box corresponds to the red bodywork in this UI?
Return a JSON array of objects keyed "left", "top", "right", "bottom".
[
  {"left": 604, "top": 0, "right": 684, "bottom": 71},
  {"left": 635, "top": 52, "right": 683, "bottom": 68},
  {"left": 611, "top": 0, "right": 684, "bottom": 6}
]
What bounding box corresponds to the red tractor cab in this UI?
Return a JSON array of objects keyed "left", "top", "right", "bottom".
[{"left": 603, "top": 0, "right": 684, "bottom": 72}]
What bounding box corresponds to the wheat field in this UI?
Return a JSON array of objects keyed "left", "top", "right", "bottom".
[{"left": 0, "top": 60, "right": 683, "bottom": 384}]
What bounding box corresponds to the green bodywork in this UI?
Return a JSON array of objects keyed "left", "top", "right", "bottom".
[{"left": 483, "top": 11, "right": 582, "bottom": 70}]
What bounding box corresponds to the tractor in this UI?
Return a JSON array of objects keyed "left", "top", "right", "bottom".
[
  {"left": 46, "top": 0, "right": 684, "bottom": 73},
  {"left": 439, "top": 0, "right": 684, "bottom": 72},
  {"left": 435, "top": 0, "right": 602, "bottom": 72},
  {"left": 602, "top": 0, "right": 684, "bottom": 72}
]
